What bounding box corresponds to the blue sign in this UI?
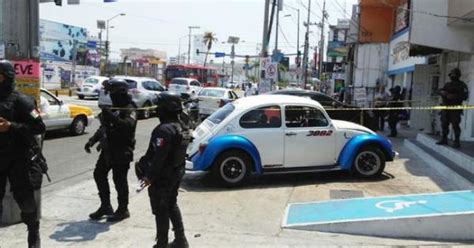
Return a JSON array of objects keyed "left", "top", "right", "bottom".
[
  {"left": 104, "top": 0, "right": 117, "bottom": 2},
  {"left": 272, "top": 52, "right": 284, "bottom": 62},
  {"left": 215, "top": 52, "right": 225, "bottom": 58},
  {"left": 284, "top": 190, "right": 474, "bottom": 226},
  {"left": 86, "top": 41, "right": 97, "bottom": 48}
]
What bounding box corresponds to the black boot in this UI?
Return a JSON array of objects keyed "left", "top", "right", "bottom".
[
  {"left": 436, "top": 138, "right": 448, "bottom": 145},
  {"left": 107, "top": 207, "right": 130, "bottom": 222},
  {"left": 452, "top": 140, "right": 461, "bottom": 149},
  {"left": 89, "top": 205, "right": 114, "bottom": 220},
  {"left": 27, "top": 221, "right": 41, "bottom": 248},
  {"left": 169, "top": 235, "right": 189, "bottom": 248}
]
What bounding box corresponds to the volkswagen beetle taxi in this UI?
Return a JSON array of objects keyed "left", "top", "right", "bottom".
[{"left": 186, "top": 95, "right": 396, "bottom": 187}]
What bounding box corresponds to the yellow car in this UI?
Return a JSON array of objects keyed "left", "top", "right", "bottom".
[{"left": 40, "top": 89, "right": 94, "bottom": 135}]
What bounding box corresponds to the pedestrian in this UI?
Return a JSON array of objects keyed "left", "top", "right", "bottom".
[
  {"left": 245, "top": 83, "right": 253, "bottom": 97},
  {"left": 374, "top": 84, "right": 389, "bottom": 131},
  {"left": 0, "top": 60, "right": 46, "bottom": 248},
  {"left": 136, "top": 92, "right": 192, "bottom": 248},
  {"left": 85, "top": 79, "right": 137, "bottom": 222},
  {"left": 436, "top": 68, "right": 469, "bottom": 148},
  {"left": 387, "top": 86, "right": 402, "bottom": 137}
]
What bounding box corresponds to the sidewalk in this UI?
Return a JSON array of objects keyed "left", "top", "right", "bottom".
[{"left": 0, "top": 139, "right": 470, "bottom": 247}]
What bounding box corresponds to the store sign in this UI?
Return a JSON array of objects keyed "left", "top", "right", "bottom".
[
  {"left": 388, "top": 31, "right": 426, "bottom": 73},
  {"left": 395, "top": 0, "right": 409, "bottom": 33},
  {"left": 327, "top": 41, "right": 348, "bottom": 58},
  {"left": 13, "top": 60, "right": 41, "bottom": 103}
]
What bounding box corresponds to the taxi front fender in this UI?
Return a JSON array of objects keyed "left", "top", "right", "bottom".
[
  {"left": 191, "top": 135, "right": 263, "bottom": 174},
  {"left": 337, "top": 134, "right": 394, "bottom": 170}
]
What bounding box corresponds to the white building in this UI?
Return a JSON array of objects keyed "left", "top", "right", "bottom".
[
  {"left": 120, "top": 48, "right": 167, "bottom": 61},
  {"left": 408, "top": 0, "right": 474, "bottom": 141},
  {"left": 193, "top": 34, "right": 206, "bottom": 65}
]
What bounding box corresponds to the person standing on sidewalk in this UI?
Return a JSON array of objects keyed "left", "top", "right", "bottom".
[
  {"left": 85, "top": 79, "right": 137, "bottom": 222},
  {"left": 374, "top": 84, "right": 389, "bottom": 131},
  {"left": 136, "top": 92, "right": 192, "bottom": 248},
  {"left": 0, "top": 60, "right": 46, "bottom": 248},
  {"left": 436, "top": 68, "right": 469, "bottom": 148},
  {"left": 387, "top": 86, "right": 402, "bottom": 137}
]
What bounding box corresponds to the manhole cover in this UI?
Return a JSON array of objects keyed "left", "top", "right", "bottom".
[{"left": 329, "top": 189, "right": 364, "bottom": 199}]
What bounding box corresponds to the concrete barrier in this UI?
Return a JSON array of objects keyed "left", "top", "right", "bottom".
[{"left": 283, "top": 190, "right": 474, "bottom": 241}]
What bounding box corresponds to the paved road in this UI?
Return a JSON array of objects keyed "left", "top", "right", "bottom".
[{"left": 42, "top": 96, "right": 156, "bottom": 194}]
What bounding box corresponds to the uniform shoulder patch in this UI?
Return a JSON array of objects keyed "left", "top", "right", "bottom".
[
  {"left": 156, "top": 137, "right": 165, "bottom": 147},
  {"left": 30, "top": 109, "right": 40, "bottom": 119}
]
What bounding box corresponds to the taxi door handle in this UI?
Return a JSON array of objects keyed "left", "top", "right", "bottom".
[{"left": 285, "top": 132, "right": 297, "bottom": 136}]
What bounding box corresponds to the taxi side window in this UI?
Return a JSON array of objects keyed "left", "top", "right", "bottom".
[
  {"left": 239, "top": 105, "right": 281, "bottom": 129},
  {"left": 41, "top": 91, "right": 59, "bottom": 106},
  {"left": 285, "top": 106, "right": 328, "bottom": 128}
]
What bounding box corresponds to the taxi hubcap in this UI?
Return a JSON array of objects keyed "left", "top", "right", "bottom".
[
  {"left": 355, "top": 151, "right": 380, "bottom": 175},
  {"left": 221, "top": 157, "right": 246, "bottom": 183}
]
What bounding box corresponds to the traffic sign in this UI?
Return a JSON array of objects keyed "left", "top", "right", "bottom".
[
  {"left": 260, "top": 57, "right": 270, "bottom": 70},
  {"left": 265, "top": 62, "right": 278, "bottom": 80},
  {"left": 215, "top": 52, "right": 225, "bottom": 58}
]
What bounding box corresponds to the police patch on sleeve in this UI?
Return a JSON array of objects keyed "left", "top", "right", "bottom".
[
  {"left": 156, "top": 137, "right": 165, "bottom": 147},
  {"left": 30, "top": 109, "right": 40, "bottom": 119}
]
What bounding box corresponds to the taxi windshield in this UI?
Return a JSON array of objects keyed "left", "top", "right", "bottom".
[{"left": 207, "top": 103, "right": 235, "bottom": 125}]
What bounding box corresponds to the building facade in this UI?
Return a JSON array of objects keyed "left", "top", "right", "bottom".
[{"left": 120, "top": 48, "right": 167, "bottom": 80}]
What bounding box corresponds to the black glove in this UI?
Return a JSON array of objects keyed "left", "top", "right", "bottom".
[{"left": 84, "top": 141, "right": 93, "bottom": 154}]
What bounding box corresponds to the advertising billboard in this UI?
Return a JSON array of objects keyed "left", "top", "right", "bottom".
[
  {"left": 327, "top": 41, "right": 348, "bottom": 58},
  {"left": 39, "top": 19, "right": 88, "bottom": 62}
]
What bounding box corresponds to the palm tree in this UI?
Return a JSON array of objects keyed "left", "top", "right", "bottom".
[{"left": 202, "top": 32, "right": 217, "bottom": 67}]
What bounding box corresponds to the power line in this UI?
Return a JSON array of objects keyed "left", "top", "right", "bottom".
[{"left": 279, "top": 24, "right": 296, "bottom": 49}]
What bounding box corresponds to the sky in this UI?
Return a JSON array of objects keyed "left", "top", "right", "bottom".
[{"left": 40, "top": 0, "right": 358, "bottom": 62}]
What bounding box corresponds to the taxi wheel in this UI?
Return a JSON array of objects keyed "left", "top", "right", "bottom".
[
  {"left": 70, "top": 116, "right": 86, "bottom": 136},
  {"left": 212, "top": 150, "right": 252, "bottom": 187},
  {"left": 78, "top": 95, "right": 84, "bottom": 100},
  {"left": 353, "top": 146, "right": 386, "bottom": 178}
]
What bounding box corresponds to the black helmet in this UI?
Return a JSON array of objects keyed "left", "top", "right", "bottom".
[
  {"left": 107, "top": 78, "right": 131, "bottom": 107},
  {"left": 155, "top": 91, "right": 183, "bottom": 115},
  {"left": 0, "top": 60, "right": 16, "bottom": 98},
  {"left": 449, "top": 68, "right": 461, "bottom": 78}
]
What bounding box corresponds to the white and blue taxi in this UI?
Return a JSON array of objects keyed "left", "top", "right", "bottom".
[{"left": 186, "top": 95, "right": 396, "bottom": 187}]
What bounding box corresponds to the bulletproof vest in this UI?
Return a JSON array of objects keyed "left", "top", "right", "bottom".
[
  {"left": 0, "top": 92, "right": 24, "bottom": 155},
  {"left": 104, "top": 105, "right": 137, "bottom": 163},
  {"left": 167, "top": 122, "right": 193, "bottom": 169},
  {"left": 442, "top": 81, "right": 468, "bottom": 105}
]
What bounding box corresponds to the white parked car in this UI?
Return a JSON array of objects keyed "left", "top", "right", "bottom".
[
  {"left": 197, "top": 87, "right": 239, "bottom": 118},
  {"left": 168, "top": 78, "right": 202, "bottom": 95},
  {"left": 186, "top": 95, "right": 396, "bottom": 187},
  {"left": 40, "top": 89, "right": 94, "bottom": 135},
  {"left": 76, "top": 76, "right": 109, "bottom": 99},
  {"left": 98, "top": 76, "right": 165, "bottom": 119}
]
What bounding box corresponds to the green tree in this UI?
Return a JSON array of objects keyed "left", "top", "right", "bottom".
[{"left": 203, "top": 32, "right": 218, "bottom": 67}]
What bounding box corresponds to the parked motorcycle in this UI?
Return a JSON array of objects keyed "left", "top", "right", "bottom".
[{"left": 181, "top": 93, "right": 200, "bottom": 129}]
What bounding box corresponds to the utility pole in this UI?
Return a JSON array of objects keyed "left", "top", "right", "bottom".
[
  {"left": 296, "top": 8, "right": 301, "bottom": 86},
  {"left": 302, "top": 0, "right": 311, "bottom": 87},
  {"left": 318, "top": 0, "right": 327, "bottom": 80},
  {"left": 261, "top": 0, "right": 271, "bottom": 59}
]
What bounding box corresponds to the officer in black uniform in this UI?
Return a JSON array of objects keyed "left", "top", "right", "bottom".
[
  {"left": 436, "top": 68, "right": 469, "bottom": 148},
  {"left": 85, "top": 79, "right": 137, "bottom": 221},
  {"left": 136, "top": 92, "right": 192, "bottom": 248},
  {"left": 0, "top": 60, "right": 46, "bottom": 248},
  {"left": 387, "top": 85, "right": 402, "bottom": 137}
]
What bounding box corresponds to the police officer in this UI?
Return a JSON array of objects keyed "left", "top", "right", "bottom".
[
  {"left": 387, "top": 86, "right": 402, "bottom": 137},
  {"left": 436, "top": 68, "right": 469, "bottom": 148},
  {"left": 85, "top": 79, "right": 137, "bottom": 221},
  {"left": 136, "top": 92, "right": 192, "bottom": 248},
  {"left": 0, "top": 60, "right": 46, "bottom": 248}
]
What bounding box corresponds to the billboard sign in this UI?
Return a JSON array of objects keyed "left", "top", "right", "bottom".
[
  {"left": 39, "top": 19, "right": 88, "bottom": 62},
  {"left": 388, "top": 30, "right": 426, "bottom": 74},
  {"left": 327, "top": 41, "right": 349, "bottom": 58}
]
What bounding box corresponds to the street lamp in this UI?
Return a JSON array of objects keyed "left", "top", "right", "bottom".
[
  {"left": 223, "top": 36, "right": 242, "bottom": 83},
  {"left": 187, "top": 26, "right": 200, "bottom": 64},
  {"left": 283, "top": 7, "right": 301, "bottom": 85},
  {"left": 104, "top": 12, "right": 126, "bottom": 74}
]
